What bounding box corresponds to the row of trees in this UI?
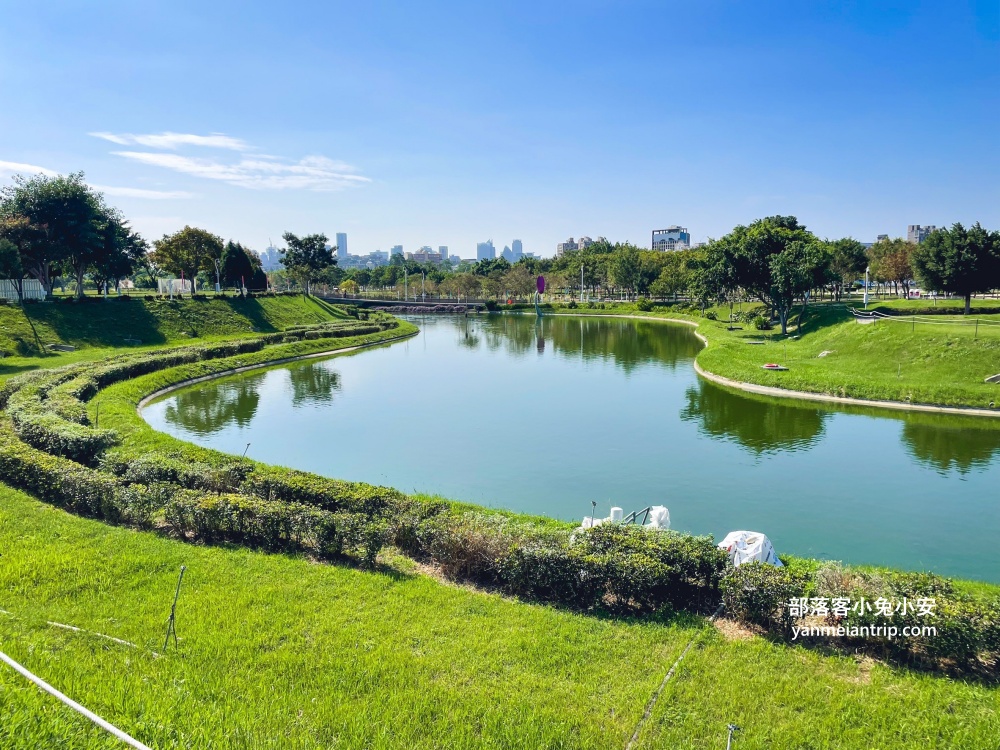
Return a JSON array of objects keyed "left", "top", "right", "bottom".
[{"left": 0, "top": 172, "right": 335, "bottom": 301}]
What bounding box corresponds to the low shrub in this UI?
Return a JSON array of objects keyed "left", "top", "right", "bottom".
[
  {"left": 635, "top": 297, "right": 653, "bottom": 312},
  {"left": 751, "top": 315, "right": 771, "bottom": 331},
  {"left": 722, "top": 562, "right": 803, "bottom": 633},
  {"left": 704, "top": 310, "right": 717, "bottom": 320}
]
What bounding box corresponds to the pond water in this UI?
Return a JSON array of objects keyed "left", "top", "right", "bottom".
[{"left": 143, "top": 314, "right": 1000, "bottom": 581}]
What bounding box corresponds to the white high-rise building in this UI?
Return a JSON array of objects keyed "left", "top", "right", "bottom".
[
  {"left": 556, "top": 236, "right": 594, "bottom": 256},
  {"left": 477, "top": 240, "right": 496, "bottom": 261},
  {"left": 335, "top": 232, "right": 348, "bottom": 259},
  {"left": 907, "top": 225, "right": 938, "bottom": 244},
  {"left": 651, "top": 226, "right": 691, "bottom": 251}
]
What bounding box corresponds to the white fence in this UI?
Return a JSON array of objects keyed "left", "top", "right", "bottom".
[{"left": 0, "top": 279, "right": 45, "bottom": 302}]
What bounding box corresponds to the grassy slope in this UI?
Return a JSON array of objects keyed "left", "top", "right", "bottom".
[
  {"left": 2, "top": 485, "right": 998, "bottom": 750},
  {"left": 0, "top": 296, "right": 347, "bottom": 379}
]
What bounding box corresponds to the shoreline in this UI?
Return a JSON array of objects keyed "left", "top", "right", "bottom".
[{"left": 542, "top": 309, "right": 1000, "bottom": 418}]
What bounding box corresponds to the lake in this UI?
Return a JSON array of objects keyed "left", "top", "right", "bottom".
[{"left": 142, "top": 314, "right": 1000, "bottom": 581}]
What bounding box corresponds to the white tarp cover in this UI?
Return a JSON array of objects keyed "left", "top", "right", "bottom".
[
  {"left": 0, "top": 279, "right": 45, "bottom": 301},
  {"left": 718, "top": 530, "right": 783, "bottom": 567}
]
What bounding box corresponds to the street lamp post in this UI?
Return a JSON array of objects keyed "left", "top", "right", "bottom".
[
  {"left": 864, "top": 266, "right": 870, "bottom": 309},
  {"left": 404, "top": 268, "right": 408, "bottom": 302}
]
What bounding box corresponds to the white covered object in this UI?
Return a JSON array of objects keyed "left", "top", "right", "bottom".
[
  {"left": 648, "top": 506, "right": 670, "bottom": 529},
  {"left": 718, "top": 530, "right": 783, "bottom": 567}
]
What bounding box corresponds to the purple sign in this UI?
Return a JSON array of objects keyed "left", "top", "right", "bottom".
[{"left": 537, "top": 275, "right": 545, "bottom": 294}]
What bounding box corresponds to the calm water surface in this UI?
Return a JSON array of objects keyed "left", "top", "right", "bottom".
[{"left": 143, "top": 315, "right": 1000, "bottom": 581}]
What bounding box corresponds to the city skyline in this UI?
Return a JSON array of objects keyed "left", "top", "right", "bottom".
[{"left": 1, "top": 2, "right": 996, "bottom": 258}]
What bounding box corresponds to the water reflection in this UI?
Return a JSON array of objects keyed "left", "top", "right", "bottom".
[
  {"left": 163, "top": 374, "right": 264, "bottom": 436},
  {"left": 900, "top": 413, "right": 1000, "bottom": 475},
  {"left": 288, "top": 362, "right": 341, "bottom": 407},
  {"left": 681, "top": 381, "right": 828, "bottom": 454},
  {"left": 457, "top": 314, "right": 702, "bottom": 372}
]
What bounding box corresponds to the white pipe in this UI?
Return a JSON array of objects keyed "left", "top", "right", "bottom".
[{"left": 0, "top": 650, "right": 153, "bottom": 750}]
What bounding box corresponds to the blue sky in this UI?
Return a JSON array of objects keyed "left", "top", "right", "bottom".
[{"left": 1, "top": 1, "right": 997, "bottom": 258}]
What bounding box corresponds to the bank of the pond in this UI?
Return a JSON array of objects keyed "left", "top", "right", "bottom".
[
  {"left": 534, "top": 302, "right": 1000, "bottom": 413},
  {"left": 1, "top": 308, "right": 998, "bottom": 681}
]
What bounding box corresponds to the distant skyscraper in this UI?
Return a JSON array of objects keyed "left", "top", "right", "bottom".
[
  {"left": 876, "top": 234, "right": 889, "bottom": 243},
  {"left": 907, "top": 225, "right": 938, "bottom": 244},
  {"left": 512, "top": 239, "right": 523, "bottom": 260},
  {"left": 651, "top": 226, "right": 691, "bottom": 251},
  {"left": 439, "top": 245, "right": 448, "bottom": 256},
  {"left": 477, "top": 240, "right": 496, "bottom": 261},
  {"left": 390, "top": 245, "right": 403, "bottom": 257},
  {"left": 501, "top": 245, "right": 514, "bottom": 262},
  {"left": 335, "top": 232, "right": 348, "bottom": 259}
]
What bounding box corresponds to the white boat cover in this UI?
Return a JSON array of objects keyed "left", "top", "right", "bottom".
[{"left": 718, "top": 530, "right": 783, "bottom": 567}]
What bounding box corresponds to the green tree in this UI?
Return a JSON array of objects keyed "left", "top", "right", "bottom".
[
  {"left": 503, "top": 264, "right": 535, "bottom": 300},
  {"left": 280, "top": 232, "right": 334, "bottom": 296},
  {"left": 702, "top": 216, "right": 826, "bottom": 334},
  {"left": 91, "top": 212, "right": 147, "bottom": 294},
  {"left": 911, "top": 223, "right": 1000, "bottom": 314},
  {"left": 608, "top": 244, "right": 641, "bottom": 299},
  {"left": 828, "top": 238, "right": 868, "bottom": 301},
  {"left": 0, "top": 238, "right": 25, "bottom": 303},
  {"left": 152, "top": 226, "right": 224, "bottom": 294},
  {"left": 0, "top": 172, "right": 105, "bottom": 295},
  {"left": 219, "top": 240, "right": 262, "bottom": 290}
]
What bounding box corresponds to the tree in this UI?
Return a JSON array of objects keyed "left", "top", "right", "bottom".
[
  {"left": 503, "top": 265, "right": 535, "bottom": 300},
  {"left": 220, "top": 240, "right": 263, "bottom": 291},
  {"left": 453, "top": 272, "right": 481, "bottom": 301},
  {"left": 280, "top": 232, "right": 334, "bottom": 296},
  {"left": 608, "top": 244, "right": 641, "bottom": 299},
  {"left": 868, "top": 238, "right": 915, "bottom": 298},
  {"left": 91, "top": 213, "right": 147, "bottom": 294},
  {"left": 911, "top": 223, "right": 1000, "bottom": 314},
  {"left": 0, "top": 215, "right": 40, "bottom": 302},
  {"left": 339, "top": 279, "right": 359, "bottom": 295},
  {"left": 152, "top": 226, "right": 224, "bottom": 294},
  {"left": 0, "top": 238, "right": 24, "bottom": 304},
  {"left": 701, "top": 216, "right": 826, "bottom": 334},
  {"left": 828, "top": 238, "right": 868, "bottom": 301},
  {"left": 0, "top": 172, "right": 103, "bottom": 295}
]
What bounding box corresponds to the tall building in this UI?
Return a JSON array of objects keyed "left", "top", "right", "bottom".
[
  {"left": 556, "top": 236, "right": 594, "bottom": 256},
  {"left": 438, "top": 245, "right": 448, "bottom": 257},
  {"left": 335, "top": 232, "right": 348, "bottom": 259},
  {"left": 501, "top": 245, "right": 514, "bottom": 262},
  {"left": 476, "top": 240, "right": 496, "bottom": 261},
  {"left": 259, "top": 245, "right": 283, "bottom": 271},
  {"left": 876, "top": 234, "right": 889, "bottom": 243},
  {"left": 407, "top": 247, "right": 445, "bottom": 264},
  {"left": 907, "top": 225, "right": 938, "bottom": 244},
  {"left": 512, "top": 239, "right": 523, "bottom": 257},
  {"left": 390, "top": 245, "right": 404, "bottom": 257},
  {"left": 651, "top": 226, "right": 691, "bottom": 251}
]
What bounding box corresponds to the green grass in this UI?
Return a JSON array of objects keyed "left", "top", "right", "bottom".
[
  {"left": 0, "top": 296, "right": 348, "bottom": 379},
  {"left": 2, "top": 485, "right": 998, "bottom": 749}
]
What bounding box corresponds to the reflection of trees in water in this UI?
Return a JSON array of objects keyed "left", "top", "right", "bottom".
[
  {"left": 467, "top": 315, "right": 700, "bottom": 371},
  {"left": 900, "top": 414, "right": 1000, "bottom": 475},
  {"left": 287, "top": 363, "right": 341, "bottom": 407},
  {"left": 164, "top": 373, "right": 264, "bottom": 436},
  {"left": 681, "top": 381, "right": 828, "bottom": 454}
]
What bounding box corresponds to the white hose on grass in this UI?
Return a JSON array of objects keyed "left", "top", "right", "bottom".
[{"left": 0, "top": 650, "right": 153, "bottom": 750}]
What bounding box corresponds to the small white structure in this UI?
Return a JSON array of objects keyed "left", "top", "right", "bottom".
[
  {"left": 581, "top": 505, "right": 670, "bottom": 531},
  {"left": 158, "top": 278, "right": 192, "bottom": 296},
  {"left": 718, "top": 530, "right": 783, "bottom": 567}
]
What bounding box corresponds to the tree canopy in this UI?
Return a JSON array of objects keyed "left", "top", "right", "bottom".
[
  {"left": 911, "top": 223, "right": 1000, "bottom": 314},
  {"left": 280, "top": 232, "right": 334, "bottom": 296},
  {"left": 152, "top": 226, "right": 224, "bottom": 294}
]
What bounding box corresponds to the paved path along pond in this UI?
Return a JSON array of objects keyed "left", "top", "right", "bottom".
[{"left": 143, "top": 314, "right": 1000, "bottom": 581}]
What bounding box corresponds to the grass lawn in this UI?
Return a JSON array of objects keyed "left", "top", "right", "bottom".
[
  {"left": 1, "top": 485, "right": 998, "bottom": 749},
  {"left": 0, "top": 296, "right": 348, "bottom": 381}
]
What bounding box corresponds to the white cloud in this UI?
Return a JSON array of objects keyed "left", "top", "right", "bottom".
[
  {"left": 0, "top": 160, "right": 59, "bottom": 177},
  {"left": 111, "top": 151, "right": 371, "bottom": 191},
  {"left": 89, "top": 131, "right": 251, "bottom": 151},
  {"left": 91, "top": 185, "right": 195, "bottom": 200}
]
